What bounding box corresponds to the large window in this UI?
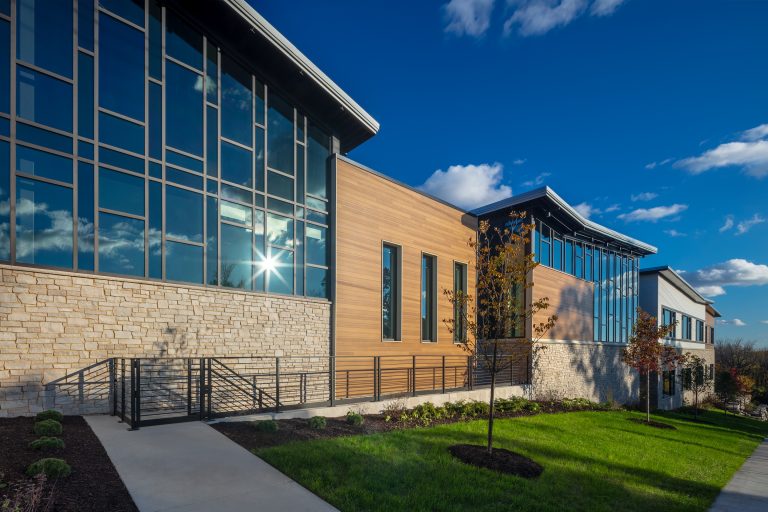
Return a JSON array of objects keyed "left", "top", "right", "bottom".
[
  {"left": 662, "top": 308, "right": 677, "bottom": 339},
  {"left": 453, "top": 262, "right": 467, "bottom": 342},
  {"left": 681, "top": 315, "right": 692, "bottom": 340},
  {"left": 0, "top": 2, "right": 333, "bottom": 300},
  {"left": 421, "top": 254, "right": 437, "bottom": 342},
  {"left": 662, "top": 370, "right": 676, "bottom": 396},
  {"left": 382, "top": 244, "right": 400, "bottom": 341}
]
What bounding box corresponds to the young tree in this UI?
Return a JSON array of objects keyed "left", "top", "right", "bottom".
[
  {"left": 444, "top": 211, "right": 557, "bottom": 455},
  {"left": 622, "top": 309, "right": 681, "bottom": 423},
  {"left": 680, "top": 352, "right": 713, "bottom": 420}
]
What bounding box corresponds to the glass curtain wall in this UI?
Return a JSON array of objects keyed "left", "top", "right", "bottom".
[
  {"left": 533, "top": 219, "right": 639, "bottom": 343},
  {"left": 0, "top": 0, "right": 331, "bottom": 299}
]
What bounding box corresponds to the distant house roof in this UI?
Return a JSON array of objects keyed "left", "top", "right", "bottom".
[
  {"left": 640, "top": 266, "right": 721, "bottom": 316},
  {"left": 472, "top": 186, "right": 657, "bottom": 255},
  {"left": 183, "top": 0, "right": 379, "bottom": 152}
]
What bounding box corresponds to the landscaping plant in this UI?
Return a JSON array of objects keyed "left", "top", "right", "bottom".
[
  {"left": 308, "top": 416, "right": 327, "bottom": 430},
  {"left": 345, "top": 411, "right": 364, "bottom": 426},
  {"left": 622, "top": 308, "right": 680, "bottom": 423},
  {"left": 33, "top": 419, "right": 62, "bottom": 437},
  {"left": 28, "top": 437, "right": 65, "bottom": 451},
  {"left": 443, "top": 210, "right": 556, "bottom": 455},
  {"left": 26, "top": 458, "right": 71, "bottom": 479},
  {"left": 681, "top": 352, "right": 713, "bottom": 420},
  {"left": 252, "top": 420, "right": 279, "bottom": 433},
  {"left": 34, "top": 410, "right": 63, "bottom": 423}
]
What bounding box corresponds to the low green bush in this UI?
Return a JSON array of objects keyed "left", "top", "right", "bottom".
[
  {"left": 252, "top": 420, "right": 279, "bottom": 433},
  {"left": 308, "top": 416, "right": 327, "bottom": 430},
  {"left": 35, "top": 410, "right": 64, "bottom": 422},
  {"left": 33, "top": 419, "right": 62, "bottom": 436},
  {"left": 26, "top": 458, "right": 71, "bottom": 479},
  {"left": 346, "top": 411, "right": 364, "bottom": 426},
  {"left": 29, "top": 437, "right": 65, "bottom": 451}
]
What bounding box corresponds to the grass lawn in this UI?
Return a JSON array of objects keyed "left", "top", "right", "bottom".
[{"left": 256, "top": 409, "right": 768, "bottom": 512}]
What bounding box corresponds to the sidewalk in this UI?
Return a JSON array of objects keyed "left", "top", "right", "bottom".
[
  {"left": 710, "top": 438, "right": 768, "bottom": 512},
  {"left": 86, "top": 416, "right": 338, "bottom": 512}
]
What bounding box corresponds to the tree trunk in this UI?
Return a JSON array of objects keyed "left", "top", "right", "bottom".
[
  {"left": 487, "top": 344, "right": 497, "bottom": 456},
  {"left": 646, "top": 371, "right": 650, "bottom": 423}
]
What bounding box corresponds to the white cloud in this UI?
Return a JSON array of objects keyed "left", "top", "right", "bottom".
[
  {"left": 719, "top": 319, "right": 747, "bottom": 327},
  {"left": 443, "top": 0, "right": 496, "bottom": 37},
  {"left": 503, "top": 0, "right": 626, "bottom": 37},
  {"left": 521, "top": 172, "right": 551, "bottom": 187},
  {"left": 719, "top": 215, "right": 734, "bottom": 233},
  {"left": 604, "top": 204, "right": 620, "bottom": 213},
  {"left": 512, "top": 158, "right": 527, "bottom": 165},
  {"left": 760, "top": 320, "right": 768, "bottom": 325},
  {"left": 741, "top": 123, "right": 768, "bottom": 142},
  {"left": 736, "top": 214, "right": 765, "bottom": 235},
  {"left": 644, "top": 162, "right": 657, "bottom": 170},
  {"left": 418, "top": 162, "right": 512, "bottom": 209},
  {"left": 573, "top": 202, "right": 597, "bottom": 219},
  {"left": 631, "top": 192, "right": 658, "bottom": 202},
  {"left": 682, "top": 259, "right": 768, "bottom": 297},
  {"left": 617, "top": 204, "right": 687, "bottom": 222},
  {"left": 664, "top": 229, "right": 686, "bottom": 238},
  {"left": 591, "top": 0, "right": 626, "bottom": 16},
  {"left": 675, "top": 124, "right": 768, "bottom": 178}
]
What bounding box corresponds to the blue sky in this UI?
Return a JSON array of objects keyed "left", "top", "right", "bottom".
[{"left": 251, "top": 0, "right": 768, "bottom": 345}]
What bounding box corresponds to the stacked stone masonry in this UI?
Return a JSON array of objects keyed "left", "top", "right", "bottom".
[{"left": 0, "top": 265, "right": 331, "bottom": 417}]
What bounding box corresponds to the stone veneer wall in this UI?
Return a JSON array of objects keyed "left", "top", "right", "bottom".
[
  {"left": 532, "top": 342, "right": 639, "bottom": 405},
  {"left": 0, "top": 265, "right": 331, "bottom": 417}
]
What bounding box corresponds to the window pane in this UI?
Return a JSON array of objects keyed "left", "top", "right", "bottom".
[
  {"left": 306, "top": 266, "right": 327, "bottom": 299},
  {"left": 78, "top": 52, "right": 94, "bottom": 139},
  {"left": 79, "top": 0, "right": 94, "bottom": 50},
  {"left": 267, "top": 213, "right": 293, "bottom": 248},
  {"left": 99, "top": 167, "right": 144, "bottom": 216},
  {"left": 166, "top": 185, "right": 202, "bottom": 242},
  {"left": 99, "top": 14, "right": 144, "bottom": 121},
  {"left": 98, "top": 111, "right": 144, "bottom": 154},
  {"left": 382, "top": 244, "right": 398, "bottom": 339},
  {"left": 307, "top": 122, "right": 329, "bottom": 198},
  {"left": 77, "top": 162, "right": 95, "bottom": 270},
  {"left": 206, "top": 106, "right": 218, "bottom": 176},
  {"left": 253, "top": 210, "right": 265, "bottom": 290},
  {"left": 267, "top": 248, "right": 293, "bottom": 295},
  {"left": 268, "top": 197, "right": 293, "bottom": 216},
  {"left": 166, "top": 167, "right": 203, "bottom": 191},
  {"left": 0, "top": 20, "right": 10, "bottom": 114},
  {"left": 15, "top": 177, "right": 73, "bottom": 268},
  {"left": 148, "top": 82, "right": 161, "bottom": 159},
  {"left": 221, "top": 183, "right": 251, "bottom": 204},
  {"left": 565, "top": 240, "right": 573, "bottom": 274},
  {"left": 166, "top": 149, "right": 203, "bottom": 172},
  {"left": 553, "top": 238, "right": 562, "bottom": 271},
  {"left": 99, "top": 146, "right": 143, "bottom": 174},
  {"left": 206, "top": 42, "right": 218, "bottom": 104},
  {"left": 421, "top": 255, "right": 435, "bottom": 341},
  {"left": 454, "top": 263, "right": 466, "bottom": 341},
  {"left": 148, "top": 0, "right": 161, "bottom": 80},
  {"left": 16, "top": 122, "right": 71, "bottom": 154},
  {"left": 17, "top": 0, "right": 73, "bottom": 77},
  {"left": 221, "top": 141, "right": 252, "bottom": 188},
  {"left": 220, "top": 223, "right": 252, "bottom": 290},
  {"left": 296, "top": 143, "right": 304, "bottom": 204},
  {"left": 98, "top": 213, "right": 143, "bottom": 276},
  {"left": 166, "top": 12, "right": 202, "bottom": 70},
  {"left": 254, "top": 79, "right": 264, "bottom": 125},
  {"left": 16, "top": 146, "right": 73, "bottom": 183},
  {"left": 166, "top": 60, "right": 203, "bottom": 156},
  {"left": 306, "top": 224, "right": 326, "bottom": 266},
  {"left": 267, "top": 93, "right": 293, "bottom": 174},
  {"left": 166, "top": 241, "right": 203, "bottom": 284},
  {"left": 206, "top": 196, "right": 217, "bottom": 285},
  {"left": 221, "top": 200, "right": 251, "bottom": 226},
  {"left": 268, "top": 171, "right": 293, "bottom": 201},
  {"left": 148, "top": 180, "right": 161, "bottom": 278},
  {"left": 16, "top": 65, "right": 72, "bottom": 132},
  {"left": 220, "top": 54, "right": 252, "bottom": 146},
  {"left": 0, "top": 141, "right": 9, "bottom": 260},
  {"left": 99, "top": 0, "right": 144, "bottom": 27},
  {"left": 254, "top": 126, "right": 265, "bottom": 191},
  {"left": 295, "top": 221, "right": 304, "bottom": 295}
]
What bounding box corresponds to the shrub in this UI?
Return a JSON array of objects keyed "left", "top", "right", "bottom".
[
  {"left": 408, "top": 402, "right": 451, "bottom": 426},
  {"left": 252, "top": 420, "right": 279, "bottom": 433},
  {"left": 308, "top": 416, "right": 327, "bottom": 430},
  {"left": 26, "top": 458, "right": 71, "bottom": 479},
  {"left": 346, "top": 411, "right": 364, "bottom": 426},
  {"left": 29, "top": 437, "right": 65, "bottom": 451},
  {"left": 33, "top": 419, "right": 62, "bottom": 436},
  {"left": 35, "top": 410, "right": 63, "bottom": 423},
  {"left": 382, "top": 400, "right": 408, "bottom": 423},
  {"left": 495, "top": 397, "right": 534, "bottom": 414}
]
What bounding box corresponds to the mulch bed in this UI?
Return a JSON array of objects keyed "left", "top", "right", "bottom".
[
  {"left": 449, "top": 444, "right": 543, "bottom": 478},
  {"left": 628, "top": 417, "right": 677, "bottom": 430},
  {"left": 0, "top": 416, "right": 137, "bottom": 512}
]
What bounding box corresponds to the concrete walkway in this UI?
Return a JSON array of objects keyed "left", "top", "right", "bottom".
[
  {"left": 710, "top": 438, "right": 768, "bottom": 512},
  {"left": 86, "top": 416, "right": 338, "bottom": 512}
]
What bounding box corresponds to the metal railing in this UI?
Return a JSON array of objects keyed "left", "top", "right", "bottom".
[{"left": 112, "top": 354, "right": 531, "bottom": 429}]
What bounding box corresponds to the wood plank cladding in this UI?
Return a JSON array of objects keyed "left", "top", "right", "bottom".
[
  {"left": 531, "top": 265, "right": 594, "bottom": 342},
  {"left": 334, "top": 158, "right": 477, "bottom": 358}
]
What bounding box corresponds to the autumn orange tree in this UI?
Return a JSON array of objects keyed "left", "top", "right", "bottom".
[
  {"left": 622, "top": 308, "right": 681, "bottom": 423},
  {"left": 444, "top": 211, "right": 556, "bottom": 455}
]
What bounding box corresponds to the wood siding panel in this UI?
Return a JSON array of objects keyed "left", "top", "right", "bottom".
[
  {"left": 532, "top": 265, "right": 594, "bottom": 341},
  {"left": 335, "top": 158, "right": 477, "bottom": 359}
]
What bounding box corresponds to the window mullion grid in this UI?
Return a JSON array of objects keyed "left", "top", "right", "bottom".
[
  {"left": 144, "top": 0, "right": 149, "bottom": 278},
  {"left": 202, "top": 31, "right": 208, "bottom": 287},
  {"left": 160, "top": 1, "right": 166, "bottom": 281}
]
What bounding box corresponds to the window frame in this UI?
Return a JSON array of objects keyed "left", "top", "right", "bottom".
[
  {"left": 452, "top": 260, "right": 469, "bottom": 344},
  {"left": 420, "top": 252, "right": 438, "bottom": 343},
  {"left": 381, "top": 241, "right": 402, "bottom": 342}
]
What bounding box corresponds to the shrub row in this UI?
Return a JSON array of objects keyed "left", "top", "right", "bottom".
[{"left": 28, "top": 410, "right": 71, "bottom": 479}]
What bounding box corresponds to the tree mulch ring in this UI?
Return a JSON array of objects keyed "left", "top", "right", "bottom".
[
  {"left": 448, "top": 444, "right": 543, "bottom": 478},
  {"left": 0, "top": 416, "right": 137, "bottom": 512},
  {"left": 628, "top": 418, "right": 677, "bottom": 430}
]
